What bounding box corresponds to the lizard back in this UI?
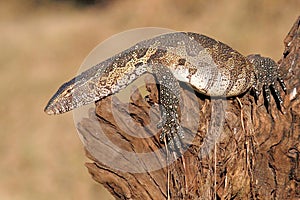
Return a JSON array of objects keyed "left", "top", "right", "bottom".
[{"left": 44, "top": 32, "right": 256, "bottom": 115}]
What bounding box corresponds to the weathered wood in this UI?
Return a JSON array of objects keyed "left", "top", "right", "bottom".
[{"left": 79, "top": 16, "right": 300, "bottom": 199}]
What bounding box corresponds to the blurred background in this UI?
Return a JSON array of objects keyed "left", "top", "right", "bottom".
[{"left": 0, "top": 0, "right": 299, "bottom": 199}]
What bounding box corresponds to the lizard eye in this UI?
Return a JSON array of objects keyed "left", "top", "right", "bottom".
[{"left": 178, "top": 58, "right": 186, "bottom": 65}]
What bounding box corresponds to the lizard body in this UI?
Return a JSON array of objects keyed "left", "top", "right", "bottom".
[{"left": 44, "top": 32, "right": 286, "bottom": 145}]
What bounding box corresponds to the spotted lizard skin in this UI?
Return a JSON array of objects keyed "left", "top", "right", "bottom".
[{"left": 44, "top": 32, "right": 286, "bottom": 145}]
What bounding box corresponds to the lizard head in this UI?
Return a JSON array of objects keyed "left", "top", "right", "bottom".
[
  {"left": 44, "top": 78, "right": 77, "bottom": 115},
  {"left": 44, "top": 70, "right": 113, "bottom": 115}
]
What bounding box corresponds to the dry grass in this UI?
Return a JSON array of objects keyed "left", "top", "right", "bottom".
[{"left": 0, "top": 0, "right": 299, "bottom": 199}]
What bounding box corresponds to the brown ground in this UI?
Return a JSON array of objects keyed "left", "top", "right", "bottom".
[{"left": 0, "top": 0, "right": 299, "bottom": 199}]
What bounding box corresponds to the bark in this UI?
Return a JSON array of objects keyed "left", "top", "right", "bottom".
[{"left": 78, "top": 16, "right": 300, "bottom": 199}]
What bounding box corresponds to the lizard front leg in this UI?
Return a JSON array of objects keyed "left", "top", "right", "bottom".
[{"left": 151, "top": 63, "right": 185, "bottom": 150}]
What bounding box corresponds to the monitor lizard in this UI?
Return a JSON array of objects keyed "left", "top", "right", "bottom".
[{"left": 44, "top": 32, "right": 286, "bottom": 148}]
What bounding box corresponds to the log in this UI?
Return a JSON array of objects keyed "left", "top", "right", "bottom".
[{"left": 77, "top": 16, "right": 300, "bottom": 199}]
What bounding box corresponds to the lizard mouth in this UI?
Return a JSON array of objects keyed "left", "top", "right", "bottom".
[
  {"left": 44, "top": 107, "right": 55, "bottom": 115},
  {"left": 44, "top": 99, "right": 60, "bottom": 115},
  {"left": 44, "top": 79, "right": 76, "bottom": 115}
]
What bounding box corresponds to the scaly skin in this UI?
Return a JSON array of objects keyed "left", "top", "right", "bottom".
[{"left": 44, "top": 32, "right": 286, "bottom": 146}]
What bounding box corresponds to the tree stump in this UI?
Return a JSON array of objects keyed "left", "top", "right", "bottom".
[{"left": 78, "top": 16, "right": 300, "bottom": 199}]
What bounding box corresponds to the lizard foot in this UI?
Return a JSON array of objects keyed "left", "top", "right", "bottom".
[{"left": 247, "top": 54, "right": 287, "bottom": 111}]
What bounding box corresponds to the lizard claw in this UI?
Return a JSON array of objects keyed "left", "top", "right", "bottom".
[{"left": 247, "top": 54, "right": 286, "bottom": 111}]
